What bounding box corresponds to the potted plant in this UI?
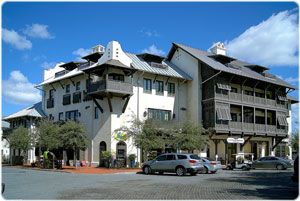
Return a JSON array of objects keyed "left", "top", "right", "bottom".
[
  {"left": 101, "top": 151, "right": 112, "bottom": 168},
  {"left": 128, "top": 154, "right": 136, "bottom": 168}
]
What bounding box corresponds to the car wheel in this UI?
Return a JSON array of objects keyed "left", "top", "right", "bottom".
[
  {"left": 276, "top": 164, "right": 284, "bottom": 170},
  {"left": 191, "top": 172, "right": 197, "bottom": 176},
  {"left": 176, "top": 166, "right": 186, "bottom": 176},
  {"left": 203, "top": 167, "right": 209, "bottom": 174},
  {"left": 143, "top": 166, "right": 152, "bottom": 175}
]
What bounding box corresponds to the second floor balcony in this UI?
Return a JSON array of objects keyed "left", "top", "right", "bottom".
[
  {"left": 215, "top": 91, "right": 288, "bottom": 111},
  {"left": 87, "top": 79, "right": 133, "bottom": 97},
  {"left": 215, "top": 121, "right": 288, "bottom": 136}
]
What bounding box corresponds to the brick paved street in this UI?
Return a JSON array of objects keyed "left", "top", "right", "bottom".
[{"left": 2, "top": 166, "right": 298, "bottom": 199}]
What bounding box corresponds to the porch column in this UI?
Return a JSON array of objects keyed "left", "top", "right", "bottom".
[
  {"left": 270, "top": 137, "right": 275, "bottom": 156},
  {"left": 213, "top": 139, "right": 220, "bottom": 161},
  {"left": 261, "top": 142, "right": 266, "bottom": 157}
]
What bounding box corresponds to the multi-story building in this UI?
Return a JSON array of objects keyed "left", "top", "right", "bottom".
[
  {"left": 36, "top": 41, "right": 191, "bottom": 166},
  {"left": 166, "top": 42, "right": 297, "bottom": 163},
  {"left": 5, "top": 40, "right": 297, "bottom": 166},
  {"left": 3, "top": 102, "right": 45, "bottom": 164}
]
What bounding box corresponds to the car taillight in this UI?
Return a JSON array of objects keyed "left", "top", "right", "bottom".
[
  {"left": 189, "top": 160, "right": 197, "bottom": 164},
  {"left": 210, "top": 162, "right": 216, "bottom": 165}
]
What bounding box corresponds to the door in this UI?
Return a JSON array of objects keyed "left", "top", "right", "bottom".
[
  {"left": 116, "top": 141, "right": 127, "bottom": 167},
  {"left": 99, "top": 141, "right": 107, "bottom": 167},
  {"left": 151, "top": 155, "right": 167, "bottom": 172}
]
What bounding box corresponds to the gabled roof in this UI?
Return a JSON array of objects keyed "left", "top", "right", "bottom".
[
  {"left": 168, "top": 43, "right": 295, "bottom": 89},
  {"left": 3, "top": 102, "right": 46, "bottom": 121}
]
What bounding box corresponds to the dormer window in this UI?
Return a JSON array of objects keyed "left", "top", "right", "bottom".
[{"left": 66, "top": 84, "right": 70, "bottom": 93}]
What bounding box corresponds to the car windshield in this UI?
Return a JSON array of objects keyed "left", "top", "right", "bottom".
[{"left": 190, "top": 155, "right": 200, "bottom": 160}]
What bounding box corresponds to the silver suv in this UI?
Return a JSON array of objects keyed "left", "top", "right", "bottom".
[{"left": 142, "top": 153, "right": 204, "bottom": 176}]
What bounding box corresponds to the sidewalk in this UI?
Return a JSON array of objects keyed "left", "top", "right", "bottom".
[{"left": 3, "top": 164, "right": 141, "bottom": 175}]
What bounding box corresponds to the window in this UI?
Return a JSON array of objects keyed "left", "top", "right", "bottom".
[
  {"left": 216, "top": 107, "right": 232, "bottom": 121},
  {"left": 177, "top": 155, "right": 187, "bottom": 160},
  {"left": 148, "top": 108, "right": 171, "bottom": 121},
  {"left": 231, "top": 113, "right": 238, "bottom": 122},
  {"left": 156, "top": 80, "right": 164, "bottom": 95},
  {"left": 168, "top": 83, "right": 175, "bottom": 95},
  {"left": 49, "top": 89, "right": 55, "bottom": 99},
  {"left": 95, "top": 107, "right": 99, "bottom": 119},
  {"left": 65, "top": 110, "right": 79, "bottom": 121},
  {"left": 277, "top": 116, "right": 288, "bottom": 126},
  {"left": 108, "top": 73, "right": 124, "bottom": 82},
  {"left": 244, "top": 90, "right": 254, "bottom": 96},
  {"left": 76, "top": 81, "right": 80, "bottom": 91},
  {"left": 66, "top": 84, "right": 70, "bottom": 93},
  {"left": 190, "top": 155, "right": 201, "bottom": 160},
  {"left": 59, "top": 112, "right": 63, "bottom": 121},
  {"left": 156, "top": 155, "right": 167, "bottom": 161},
  {"left": 143, "top": 78, "right": 152, "bottom": 93},
  {"left": 166, "top": 155, "right": 176, "bottom": 160},
  {"left": 255, "top": 116, "right": 265, "bottom": 124},
  {"left": 231, "top": 87, "right": 238, "bottom": 93}
]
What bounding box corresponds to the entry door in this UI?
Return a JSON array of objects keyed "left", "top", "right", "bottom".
[{"left": 227, "top": 143, "right": 237, "bottom": 163}]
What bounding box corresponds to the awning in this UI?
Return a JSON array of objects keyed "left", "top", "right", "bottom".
[
  {"left": 216, "top": 106, "right": 232, "bottom": 121},
  {"left": 217, "top": 83, "right": 231, "bottom": 91},
  {"left": 277, "top": 116, "right": 288, "bottom": 126},
  {"left": 277, "top": 95, "right": 288, "bottom": 102}
]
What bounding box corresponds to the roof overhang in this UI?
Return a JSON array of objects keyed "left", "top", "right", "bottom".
[{"left": 82, "top": 52, "right": 103, "bottom": 63}]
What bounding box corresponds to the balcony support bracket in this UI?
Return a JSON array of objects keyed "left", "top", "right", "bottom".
[
  {"left": 69, "top": 77, "right": 75, "bottom": 86},
  {"left": 50, "top": 83, "right": 56, "bottom": 91},
  {"left": 107, "top": 94, "right": 113, "bottom": 112},
  {"left": 165, "top": 77, "right": 170, "bottom": 86},
  {"left": 58, "top": 81, "right": 64, "bottom": 89},
  {"left": 122, "top": 96, "right": 131, "bottom": 113},
  {"left": 241, "top": 136, "right": 252, "bottom": 148},
  {"left": 272, "top": 137, "right": 284, "bottom": 150},
  {"left": 92, "top": 98, "right": 104, "bottom": 113},
  {"left": 153, "top": 74, "right": 158, "bottom": 84}
]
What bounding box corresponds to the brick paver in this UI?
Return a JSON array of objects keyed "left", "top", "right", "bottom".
[{"left": 2, "top": 167, "right": 298, "bottom": 199}]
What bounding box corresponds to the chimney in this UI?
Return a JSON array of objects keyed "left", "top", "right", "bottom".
[{"left": 209, "top": 42, "right": 226, "bottom": 55}]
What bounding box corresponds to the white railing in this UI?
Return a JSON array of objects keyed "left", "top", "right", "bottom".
[{"left": 229, "top": 93, "right": 242, "bottom": 102}]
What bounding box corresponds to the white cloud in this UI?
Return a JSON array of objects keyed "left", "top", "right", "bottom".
[
  {"left": 225, "top": 10, "right": 298, "bottom": 67},
  {"left": 139, "top": 28, "right": 160, "bottom": 37},
  {"left": 3, "top": 71, "right": 41, "bottom": 105},
  {"left": 285, "top": 77, "right": 299, "bottom": 84},
  {"left": 23, "top": 23, "right": 54, "bottom": 39},
  {"left": 41, "top": 61, "right": 56, "bottom": 69},
  {"left": 142, "top": 44, "right": 165, "bottom": 56},
  {"left": 2, "top": 28, "right": 32, "bottom": 50},
  {"left": 72, "top": 48, "right": 91, "bottom": 61}
]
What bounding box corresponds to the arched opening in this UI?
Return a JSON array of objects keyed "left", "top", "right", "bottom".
[
  {"left": 116, "top": 141, "right": 127, "bottom": 167},
  {"left": 99, "top": 141, "right": 107, "bottom": 167}
]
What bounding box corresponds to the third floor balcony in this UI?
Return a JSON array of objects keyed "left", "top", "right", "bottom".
[{"left": 87, "top": 79, "right": 133, "bottom": 97}]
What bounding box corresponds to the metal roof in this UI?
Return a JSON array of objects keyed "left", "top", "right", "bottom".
[
  {"left": 287, "top": 95, "right": 299, "bottom": 104},
  {"left": 170, "top": 43, "right": 295, "bottom": 89},
  {"left": 127, "top": 53, "right": 192, "bottom": 80},
  {"left": 3, "top": 102, "right": 46, "bottom": 121}
]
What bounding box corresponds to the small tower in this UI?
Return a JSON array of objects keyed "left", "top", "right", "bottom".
[{"left": 209, "top": 42, "right": 226, "bottom": 56}]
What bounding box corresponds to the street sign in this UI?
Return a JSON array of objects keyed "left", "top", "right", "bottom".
[{"left": 227, "top": 137, "right": 244, "bottom": 144}]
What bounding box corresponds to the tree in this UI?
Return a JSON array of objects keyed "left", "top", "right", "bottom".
[
  {"left": 36, "top": 119, "right": 61, "bottom": 151},
  {"left": 292, "top": 131, "right": 299, "bottom": 153},
  {"left": 59, "top": 121, "right": 89, "bottom": 167},
  {"left": 116, "top": 117, "right": 208, "bottom": 161},
  {"left": 8, "top": 126, "right": 33, "bottom": 164},
  {"left": 172, "top": 121, "right": 208, "bottom": 152}
]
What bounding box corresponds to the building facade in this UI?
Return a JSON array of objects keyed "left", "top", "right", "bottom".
[{"left": 5, "top": 40, "right": 297, "bottom": 166}]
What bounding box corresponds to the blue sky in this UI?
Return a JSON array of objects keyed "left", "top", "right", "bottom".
[{"left": 2, "top": 2, "right": 299, "bottom": 129}]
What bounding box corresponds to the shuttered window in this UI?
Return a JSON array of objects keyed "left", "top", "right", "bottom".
[
  {"left": 277, "top": 116, "right": 288, "bottom": 126},
  {"left": 216, "top": 106, "right": 232, "bottom": 121},
  {"left": 277, "top": 95, "right": 288, "bottom": 102}
]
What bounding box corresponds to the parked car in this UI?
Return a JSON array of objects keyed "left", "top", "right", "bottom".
[
  {"left": 252, "top": 156, "right": 293, "bottom": 170},
  {"left": 142, "top": 153, "right": 204, "bottom": 176},
  {"left": 292, "top": 155, "right": 298, "bottom": 182},
  {"left": 200, "top": 158, "right": 222, "bottom": 173}
]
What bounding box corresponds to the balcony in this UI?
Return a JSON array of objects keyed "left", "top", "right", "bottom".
[
  {"left": 63, "top": 94, "right": 71, "bottom": 105},
  {"left": 46, "top": 99, "right": 54, "bottom": 108},
  {"left": 243, "top": 122, "right": 254, "bottom": 132},
  {"left": 267, "top": 125, "right": 276, "bottom": 133},
  {"left": 266, "top": 99, "right": 276, "bottom": 107},
  {"left": 229, "top": 92, "right": 242, "bottom": 102},
  {"left": 87, "top": 79, "right": 133, "bottom": 97},
  {"left": 255, "top": 124, "right": 266, "bottom": 133},
  {"left": 254, "top": 97, "right": 265, "bottom": 105},
  {"left": 73, "top": 92, "right": 81, "bottom": 104},
  {"left": 277, "top": 128, "right": 288, "bottom": 135},
  {"left": 229, "top": 121, "right": 242, "bottom": 131},
  {"left": 242, "top": 95, "right": 254, "bottom": 104}
]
